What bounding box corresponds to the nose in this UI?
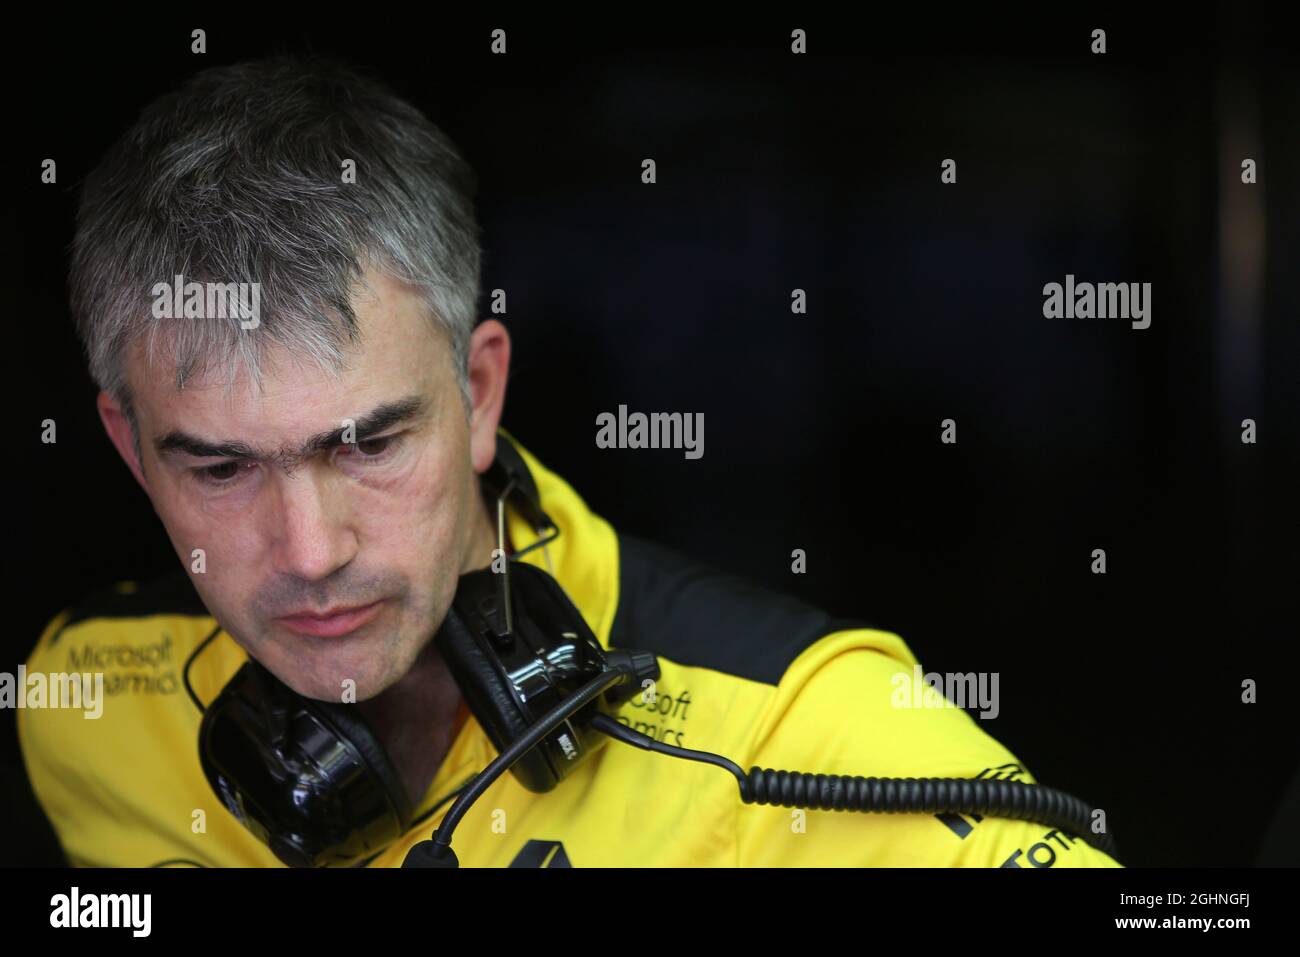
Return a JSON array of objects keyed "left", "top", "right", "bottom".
[{"left": 265, "top": 463, "right": 358, "bottom": 582}]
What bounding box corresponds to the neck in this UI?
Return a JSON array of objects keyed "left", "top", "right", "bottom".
[{"left": 356, "top": 649, "right": 464, "bottom": 810}]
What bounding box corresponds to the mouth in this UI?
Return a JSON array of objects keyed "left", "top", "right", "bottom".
[{"left": 276, "top": 600, "right": 385, "bottom": 638}]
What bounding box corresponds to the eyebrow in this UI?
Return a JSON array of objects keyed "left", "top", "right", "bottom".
[{"left": 154, "top": 395, "right": 429, "bottom": 464}]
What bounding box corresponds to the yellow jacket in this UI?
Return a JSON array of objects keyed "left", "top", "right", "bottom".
[{"left": 18, "top": 432, "right": 1121, "bottom": 868}]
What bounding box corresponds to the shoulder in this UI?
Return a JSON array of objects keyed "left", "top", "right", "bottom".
[
  {"left": 62, "top": 571, "right": 209, "bottom": 622},
  {"left": 28, "top": 571, "right": 214, "bottom": 660},
  {"left": 610, "top": 532, "right": 884, "bottom": 685},
  {"left": 18, "top": 572, "right": 264, "bottom": 866},
  {"left": 20, "top": 570, "right": 218, "bottom": 740},
  {"left": 740, "top": 641, "right": 1122, "bottom": 866},
  {"left": 23, "top": 571, "right": 220, "bottom": 703}
]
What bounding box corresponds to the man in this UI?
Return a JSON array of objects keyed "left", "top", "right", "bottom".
[{"left": 20, "top": 55, "right": 1120, "bottom": 867}]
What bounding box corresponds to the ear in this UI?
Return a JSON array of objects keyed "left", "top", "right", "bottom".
[
  {"left": 97, "top": 391, "right": 149, "bottom": 492},
  {"left": 465, "top": 320, "right": 511, "bottom": 475}
]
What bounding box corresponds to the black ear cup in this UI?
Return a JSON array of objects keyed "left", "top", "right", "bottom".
[
  {"left": 199, "top": 659, "right": 415, "bottom": 867},
  {"left": 435, "top": 561, "right": 620, "bottom": 794},
  {"left": 435, "top": 602, "right": 535, "bottom": 753},
  {"left": 310, "top": 697, "right": 414, "bottom": 827}
]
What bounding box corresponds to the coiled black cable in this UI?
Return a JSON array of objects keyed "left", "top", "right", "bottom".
[
  {"left": 744, "top": 768, "right": 1116, "bottom": 857},
  {"left": 592, "top": 713, "right": 1118, "bottom": 860}
]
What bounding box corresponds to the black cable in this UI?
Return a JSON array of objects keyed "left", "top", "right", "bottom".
[
  {"left": 590, "top": 711, "right": 750, "bottom": 783},
  {"left": 182, "top": 624, "right": 223, "bottom": 715},
  {"left": 424, "top": 668, "right": 628, "bottom": 858},
  {"left": 352, "top": 776, "right": 476, "bottom": 868},
  {"left": 510, "top": 523, "right": 559, "bottom": 560},
  {"left": 590, "top": 712, "right": 1119, "bottom": 860}
]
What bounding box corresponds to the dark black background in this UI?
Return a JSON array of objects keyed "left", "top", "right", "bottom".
[{"left": 4, "top": 10, "right": 1297, "bottom": 867}]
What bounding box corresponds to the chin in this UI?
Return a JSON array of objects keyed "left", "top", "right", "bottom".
[{"left": 257, "top": 626, "right": 403, "bottom": 703}]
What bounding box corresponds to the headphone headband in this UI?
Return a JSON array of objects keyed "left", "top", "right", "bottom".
[{"left": 481, "top": 432, "right": 555, "bottom": 537}]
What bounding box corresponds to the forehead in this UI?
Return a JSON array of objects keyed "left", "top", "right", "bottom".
[{"left": 127, "top": 269, "right": 449, "bottom": 431}]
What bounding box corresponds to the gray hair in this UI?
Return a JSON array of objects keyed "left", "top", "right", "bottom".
[{"left": 69, "top": 54, "right": 482, "bottom": 439}]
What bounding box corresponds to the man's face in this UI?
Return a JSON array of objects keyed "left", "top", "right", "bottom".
[{"left": 115, "top": 269, "right": 494, "bottom": 702}]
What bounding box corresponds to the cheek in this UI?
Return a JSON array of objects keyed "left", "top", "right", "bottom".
[
  {"left": 153, "top": 483, "right": 243, "bottom": 565},
  {"left": 358, "top": 440, "right": 471, "bottom": 565},
  {"left": 155, "top": 492, "right": 261, "bottom": 620}
]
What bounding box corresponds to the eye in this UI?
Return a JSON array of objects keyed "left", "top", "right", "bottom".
[
  {"left": 191, "top": 461, "right": 255, "bottom": 487},
  {"left": 337, "top": 434, "right": 403, "bottom": 464}
]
